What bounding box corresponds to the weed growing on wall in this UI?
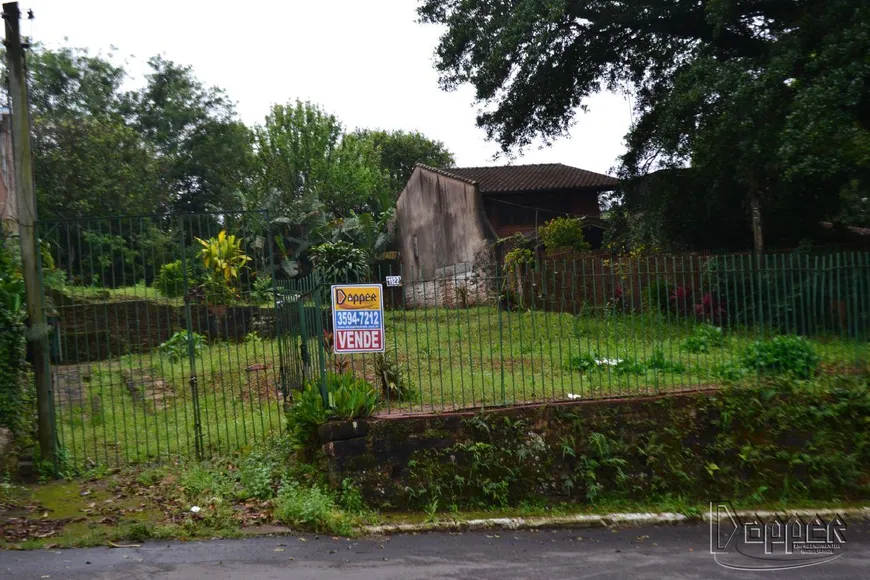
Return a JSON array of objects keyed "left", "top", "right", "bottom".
[
  {"left": 0, "top": 236, "right": 31, "bottom": 446},
  {"left": 400, "top": 375, "right": 870, "bottom": 511}
]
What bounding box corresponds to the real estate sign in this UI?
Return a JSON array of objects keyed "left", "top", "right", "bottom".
[{"left": 331, "top": 284, "right": 385, "bottom": 354}]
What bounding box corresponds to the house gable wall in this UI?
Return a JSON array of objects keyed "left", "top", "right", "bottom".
[{"left": 395, "top": 166, "right": 492, "bottom": 276}]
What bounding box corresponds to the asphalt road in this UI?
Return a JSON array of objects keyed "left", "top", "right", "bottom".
[{"left": 2, "top": 521, "right": 869, "bottom": 579}]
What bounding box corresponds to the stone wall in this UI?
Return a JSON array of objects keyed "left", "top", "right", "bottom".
[
  {"left": 319, "top": 392, "right": 714, "bottom": 508},
  {"left": 317, "top": 381, "right": 870, "bottom": 510},
  {"left": 401, "top": 262, "right": 493, "bottom": 308}
]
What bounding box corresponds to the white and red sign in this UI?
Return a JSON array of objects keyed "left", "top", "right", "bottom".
[{"left": 331, "top": 284, "right": 385, "bottom": 354}]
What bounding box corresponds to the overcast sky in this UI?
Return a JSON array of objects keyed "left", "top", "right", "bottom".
[{"left": 25, "top": 0, "right": 631, "bottom": 174}]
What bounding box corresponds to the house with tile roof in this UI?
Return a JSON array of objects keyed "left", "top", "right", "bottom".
[{"left": 391, "top": 163, "right": 618, "bottom": 306}]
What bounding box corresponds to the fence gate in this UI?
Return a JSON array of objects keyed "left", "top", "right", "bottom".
[
  {"left": 38, "top": 211, "right": 288, "bottom": 469},
  {"left": 276, "top": 272, "right": 329, "bottom": 406}
]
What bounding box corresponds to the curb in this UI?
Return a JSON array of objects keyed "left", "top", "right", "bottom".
[{"left": 363, "top": 507, "right": 870, "bottom": 536}]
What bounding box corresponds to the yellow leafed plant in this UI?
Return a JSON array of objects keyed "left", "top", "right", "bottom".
[{"left": 195, "top": 230, "right": 251, "bottom": 283}]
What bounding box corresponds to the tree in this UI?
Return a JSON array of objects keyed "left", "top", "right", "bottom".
[
  {"left": 27, "top": 47, "right": 163, "bottom": 218},
  {"left": 352, "top": 129, "right": 454, "bottom": 196},
  {"left": 132, "top": 56, "right": 254, "bottom": 213},
  {"left": 419, "top": 0, "right": 870, "bottom": 252}
]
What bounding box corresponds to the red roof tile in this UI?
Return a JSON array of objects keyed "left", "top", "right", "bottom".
[{"left": 428, "top": 163, "right": 619, "bottom": 193}]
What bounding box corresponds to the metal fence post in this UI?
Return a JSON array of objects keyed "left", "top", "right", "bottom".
[{"left": 178, "top": 215, "right": 204, "bottom": 460}]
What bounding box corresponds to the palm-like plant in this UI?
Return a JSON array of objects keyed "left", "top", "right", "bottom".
[{"left": 195, "top": 230, "right": 251, "bottom": 283}]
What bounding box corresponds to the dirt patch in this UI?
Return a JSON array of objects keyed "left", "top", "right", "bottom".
[
  {"left": 120, "top": 368, "right": 176, "bottom": 409},
  {"left": 52, "top": 364, "right": 91, "bottom": 409}
]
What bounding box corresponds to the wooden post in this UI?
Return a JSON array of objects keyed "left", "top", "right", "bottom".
[
  {"left": 4, "top": 2, "right": 54, "bottom": 465},
  {"left": 749, "top": 185, "right": 764, "bottom": 258}
]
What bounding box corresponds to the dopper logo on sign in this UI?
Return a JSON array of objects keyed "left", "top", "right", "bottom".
[{"left": 334, "top": 288, "right": 380, "bottom": 310}]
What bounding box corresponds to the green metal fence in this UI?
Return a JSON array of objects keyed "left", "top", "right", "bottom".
[
  {"left": 38, "top": 210, "right": 870, "bottom": 469},
  {"left": 38, "top": 212, "right": 286, "bottom": 468},
  {"left": 312, "top": 251, "right": 870, "bottom": 415}
]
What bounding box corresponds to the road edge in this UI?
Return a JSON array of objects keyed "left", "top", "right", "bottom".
[{"left": 362, "top": 507, "right": 870, "bottom": 535}]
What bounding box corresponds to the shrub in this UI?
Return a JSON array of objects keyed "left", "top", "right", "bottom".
[
  {"left": 614, "top": 358, "right": 646, "bottom": 375},
  {"left": 195, "top": 230, "right": 251, "bottom": 284},
  {"left": 159, "top": 330, "right": 206, "bottom": 362},
  {"left": 274, "top": 480, "right": 351, "bottom": 535},
  {"left": 567, "top": 352, "right": 598, "bottom": 372},
  {"left": 249, "top": 275, "right": 274, "bottom": 305},
  {"left": 238, "top": 451, "right": 278, "bottom": 500},
  {"left": 644, "top": 279, "right": 673, "bottom": 314},
  {"left": 286, "top": 373, "right": 378, "bottom": 447},
  {"left": 153, "top": 260, "right": 189, "bottom": 298},
  {"left": 539, "top": 217, "right": 590, "bottom": 254},
  {"left": 286, "top": 383, "right": 330, "bottom": 448},
  {"left": 328, "top": 373, "right": 378, "bottom": 420},
  {"left": 681, "top": 324, "right": 725, "bottom": 353},
  {"left": 740, "top": 335, "right": 821, "bottom": 379},
  {"left": 503, "top": 247, "right": 534, "bottom": 274},
  {"left": 713, "top": 362, "right": 748, "bottom": 382},
  {"left": 647, "top": 349, "right": 686, "bottom": 373},
  {"left": 309, "top": 241, "right": 369, "bottom": 284},
  {"left": 374, "top": 353, "right": 415, "bottom": 402},
  {"left": 338, "top": 478, "right": 367, "bottom": 514}
]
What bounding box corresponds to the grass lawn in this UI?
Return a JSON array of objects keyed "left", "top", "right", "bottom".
[
  {"left": 359, "top": 307, "right": 869, "bottom": 412},
  {"left": 54, "top": 338, "right": 286, "bottom": 468},
  {"left": 53, "top": 305, "right": 868, "bottom": 468}
]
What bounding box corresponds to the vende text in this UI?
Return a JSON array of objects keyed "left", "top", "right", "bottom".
[{"left": 335, "top": 329, "right": 383, "bottom": 351}]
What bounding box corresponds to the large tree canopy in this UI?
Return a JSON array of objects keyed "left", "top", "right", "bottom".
[
  {"left": 29, "top": 47, "right": 163, "bottom": 217},
  {"left": 419, "top": 0, "right": 870, "bottom": 250},
  {"left": 13, "top": 43, "right": 456, "bottom": 279},
  {"left": 351, "top": 129, "right": 455, "bottom": 197},
  {"left": 131, "top": 57, "right": 255, "bottom": 213}
]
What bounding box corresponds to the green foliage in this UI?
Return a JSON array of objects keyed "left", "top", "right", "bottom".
[
  {"left": 0, "top": 237, "right": 30, "bottom": 439},
  {"left": 503, "top": 247, "right": 534, "bottom": 274},
  {"left": 539, "top": 217, "right": 590, "bottom": 254},
  {"left": 567, "top": 352, "right": 597, "bottom": 372},
  {"left": 134, "top": 56, "right": 255, "bottom": 214},
  {"left": 406, "top": 417, "right": 548, "bottom": 510},
  {"left": 647, "top": 349, "right": 686, "bottom": 373},
  {"left": 374, "top": 353, "right": 415, "bottom": 403},
  {"left": 681, "top": 324, "right": 725, "bottom": 354},
  {"left": 255, "top": 100, "right": 376, "bottom": 218},
  {"left": 741, "top": 335, "right": 821, "bottom": 379},
  {"left": 713, "top": 362, "right": 748, "bottom": 383},
  {"left": 644, "top": 279, "right": 673, "bottom": 315},
  {"left": 248, "top": 275, "right": 274, "bottom": 305},
  {"left": 286, "top": 373, "right": 378, "bottom": 447},
  {"left": 158, "top": 331, "right": 206, "bottom": 363},
  {"left": 352, "top": 129, "right": 455, "bottom": 197},
  {"left": 26, "top": 48, "right": 251, "bottom": 218},
  {"left": 329, "top": 374, "right": 378, "bottom": 421},
  {"left": 237, "top": 449, "right": 280, "bottom": 500},
  {"left": 195, "top": 231, "right": 251, "bottom": 284},
  {"left": 274, "top": 480, "right": 352, "bottom": 535},
  {"left": 613, "top": 358, "right": 646, "bottom": 375},
  {"left": 398, "top": 375, "right": 870, "bottom": 510},
  {"left": 285, "top": 383, "right": 330, "bottom": 449},
  {"left": 153, "top": 260, "right": 189, "bottom": 298},
  {"left": 420, "top": 0, "right": 870, "bottom": 251},
  {"left": 338, "top": 478, "right": 367, "bottom": 514},
  {"left": 309, "top": 241, "right": 370, "bottom": 284}
]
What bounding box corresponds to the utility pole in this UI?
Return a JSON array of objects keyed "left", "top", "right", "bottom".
[{"left": 3, "top": 2, "right": 54, "bottom": 466}]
